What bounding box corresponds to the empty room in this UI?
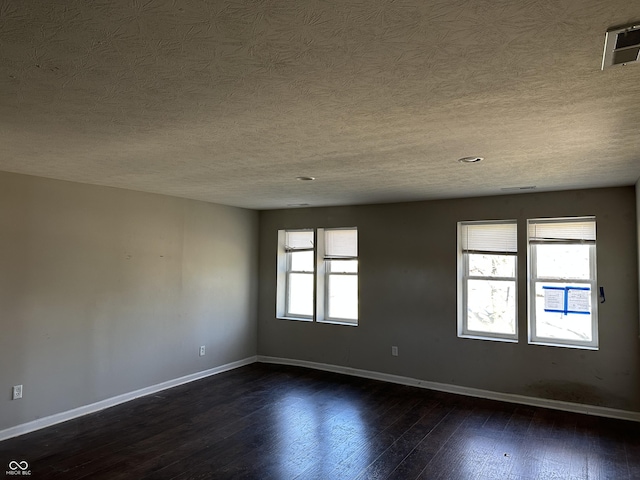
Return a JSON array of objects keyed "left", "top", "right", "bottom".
[{"left": 1, "top": 1, "right": 640, "bottom": 479}]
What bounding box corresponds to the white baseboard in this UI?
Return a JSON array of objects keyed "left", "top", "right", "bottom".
[
  {"left": 257, "top": 355, "right": 640, "bottom": 423},
  {"left": 0, "top": 356, "right": 257, "bottom": 442},
  {"left": 4, "top": 354, "right": 637, "bottom": 443}
]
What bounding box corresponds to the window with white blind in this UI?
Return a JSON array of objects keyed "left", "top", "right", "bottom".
[
  {"left": 280, "top": 230, "right": 315, "bottom": 319},
  {"left": 458, "top": 220, "right": 518, "bottom": 341},
  {"left": 277, "top": 227, "right": 358, "bottom": 325},
  {"left": 528, "top": 217, "right": 598, "bottom": 349},
  {"left": 321, "top": 228, "right": 359, "bottom": 324}
]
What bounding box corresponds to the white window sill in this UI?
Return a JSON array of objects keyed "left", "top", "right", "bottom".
[
  {"left": 276, "top": 316, "right": 314, "bottom": 322},
  {"left": 318, "top": 319, "right": 358, "bottom": 327},
  {"left": 458, "top": 333, "right": 518, "bottom": 343},
  {"left": 528, "top": 340, "right": 598, "bottom": 350}
]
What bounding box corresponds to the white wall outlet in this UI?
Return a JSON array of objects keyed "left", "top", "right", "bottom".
[
  {"left": 199, "top": 346, "right": 206, "bottom": 356},
  {"left": 391, "top": 346, "right": 398, "bottom": 356},
  {"left": 12, "top": 385, "right": 23, "bottom": 400}
]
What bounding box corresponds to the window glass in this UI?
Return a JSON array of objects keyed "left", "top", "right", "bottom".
[
  {"left": 327, "top": 275, "right": 358, "bottom": 320},
  {"left": 287, "top": 273, "right": 314, "bottom": 316},
  {"left": 467, "top": 279, "right": 517, "bottom": 335},
  {"left": 532, "top": 282, "right": 593, "bottom": 342},
  {"left": 290, "top": 250, "right": 314, "bottom": 272},
  {"left": 535, "top": 244, "right": 590, "bottom": 280},
  {"left": 327, "top": 259, "right": 358, "bottom": 274},
  {"left": 468, "top": 254, "right": 516, "bottom": 278}
]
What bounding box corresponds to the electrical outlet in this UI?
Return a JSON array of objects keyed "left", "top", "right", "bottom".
[
  {"left": 199, "top": 346, "right": 206, "bottom": 356},
  {"left": 391, "top": 346, "right": 398, "bottom": 356},
  {"left": 12, "top": 385, "right": 22, "bottom": 400}
]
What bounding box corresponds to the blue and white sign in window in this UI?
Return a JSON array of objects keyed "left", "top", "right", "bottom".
[{"left": 543, "top": 286, "right": 590, "bottom": 315}]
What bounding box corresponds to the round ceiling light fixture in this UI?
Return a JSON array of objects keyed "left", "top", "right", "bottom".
[
  {"left": 295, "top": 176, "right": 316, "bottom": 181},
  {"left": 457, "top": 156, "right": 484, "bottom": 164}
]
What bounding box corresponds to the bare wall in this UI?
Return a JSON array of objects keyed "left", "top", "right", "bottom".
[
  {"left": 258, "top": 187, "right": 640, "bottom": 411},
  {"left": 0, "top": 172, "right": 259, "bottom": 431},
  {"left": 637, "top": 178, "right": 640, "bottom": 337}
]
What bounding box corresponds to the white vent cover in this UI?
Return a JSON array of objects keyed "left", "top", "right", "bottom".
[{"left": 602, "top": 23, "right": 640, "bottom": 69}]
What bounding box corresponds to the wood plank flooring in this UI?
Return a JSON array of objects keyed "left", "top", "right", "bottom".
[{"left": 2, "top": 362, "right": 639, "bottom": 479}]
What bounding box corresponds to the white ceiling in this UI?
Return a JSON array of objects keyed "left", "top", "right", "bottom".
[{"left": 1, "top": 0, "right": 639, "bottom": 210}]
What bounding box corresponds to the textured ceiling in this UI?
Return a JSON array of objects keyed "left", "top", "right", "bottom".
[{"left": 1, "top": 0, "right": 639, "bottom": 210}]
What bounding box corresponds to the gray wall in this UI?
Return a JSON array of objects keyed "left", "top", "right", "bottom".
[
  {"left": 258, "top": 187, "right": 640, "bottom": 411},
  {"left": 1, "top": 172, "right": 259, "bottom": 431},
  {"left": 637, "top": 178, "right": 640, "bottom": 338}
]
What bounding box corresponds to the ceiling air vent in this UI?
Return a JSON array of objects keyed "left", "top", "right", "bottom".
[{"left": 602, "top": 23, "right": 640, "bottom": 69}]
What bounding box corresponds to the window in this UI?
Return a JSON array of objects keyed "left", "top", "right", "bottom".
[
  {"left": 458, "top": 221, "right": 518, "bottom": 341},
  {"left": 281, "top": 230, "right": 314, "bottom": 319},
  {"left": 322, "top": 228, "right": 359, "bottom": 323},
  {"left": 277, "top": 227, "right": 358, "bottom": 325},
  {"left": 528, "top": 217, "right": 598, "bottom": 349}
]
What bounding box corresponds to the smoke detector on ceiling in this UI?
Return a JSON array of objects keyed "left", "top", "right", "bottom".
[{"left": 602, "top": 23, "right": 640, "bottom": 69}]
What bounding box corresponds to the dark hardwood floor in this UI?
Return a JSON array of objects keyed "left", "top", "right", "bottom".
[{"left": 2, "top": 362, "right": 639, "bottom": 479}]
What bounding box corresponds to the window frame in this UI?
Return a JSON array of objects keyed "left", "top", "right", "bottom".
[
  {"left": 276, "top": 227, "right": 359, "bottom": 326},
  {"left": 457, "top": 220, "right": 518, "bottom": 342},
  {"left": 276, "top": 229, "right": 315, "bottom": 321},
  {"left": 527, "top": 217, "right": 598, "bottom": 350},
  {"left": 319, "top": 227, "right": 359, "bottom": 325}
]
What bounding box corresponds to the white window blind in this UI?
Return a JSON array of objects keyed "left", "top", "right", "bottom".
[
  {"left": 528, "top": 217, "right": 596, "bottom": 243},
  {"left": 325, "top": 229, "right": 358, "bottom": 259},
  {"left": 460, "top": 222, "right": 517, "bottom": 253},
  {"left": 285, "top": 230, "right": 314, "bottom": 250}
]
